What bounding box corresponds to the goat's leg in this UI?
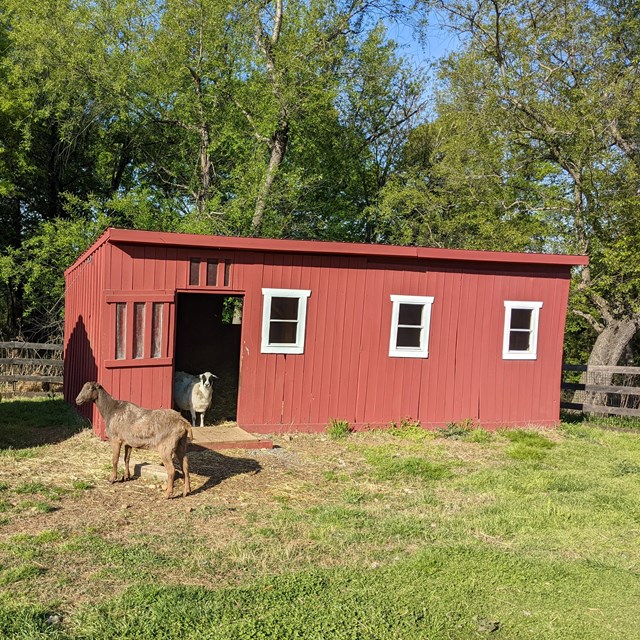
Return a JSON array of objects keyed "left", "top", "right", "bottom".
[
  {"left": 199, "top": 412, "right": 205, "bottom": 427},
  {"left": 123, "top": 445, "right": 132, "bottom": 481},
  {"left": 109, "top": 440, "right": 122, "bottom": 482},
  {"left": 176, "top": 438, "right": 191, "bottom": 497},
  {"left": 190, "top": 409, "right": 196, "bottom": 428},
  {"left": 160, "top": 452, "right": 176, "bottom": 499}
]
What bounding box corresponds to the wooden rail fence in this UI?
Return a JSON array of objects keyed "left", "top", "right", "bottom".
[
  {"left": 561, "top": 363, "right": 640, "bottom": 417},
  {"left": 0, "top": 341, "right": 63, "bottom": 397}
]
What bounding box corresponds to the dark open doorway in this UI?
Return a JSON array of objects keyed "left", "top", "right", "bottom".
[{"left": 174, "top": 293, "right": 243, "bottom": 423}]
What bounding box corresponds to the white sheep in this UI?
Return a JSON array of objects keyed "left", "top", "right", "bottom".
[{"left": 173, "top": 371, "right": 217, "bottom": 427}]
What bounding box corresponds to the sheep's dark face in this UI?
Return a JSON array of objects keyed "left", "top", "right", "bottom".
[
  {"left": 199, "top": 372, "right": 217, "bottom": 389},
  {"left": 76, "top": 381, "right": 101, "bottom": 405}
]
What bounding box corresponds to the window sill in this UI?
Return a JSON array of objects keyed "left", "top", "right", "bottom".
[
  {"left": 261, "top": 346, "right": 304, "bottom": 355},
  {"left": 105, "top": 357, "right": 173, "bottom": 369},
  {"left": 389, "top": 350, "right": 429, "bottom": 358},
  {"left": 502, "top": 352, "right": 538, "bottom": 360}
]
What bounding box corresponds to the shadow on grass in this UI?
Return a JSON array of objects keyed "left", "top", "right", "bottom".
[
  {"left": 185, "top": 448, "right": 261, "bottom": 495},
  {"left": 0, "top": 398, "right": 87, "bottom": 450}
]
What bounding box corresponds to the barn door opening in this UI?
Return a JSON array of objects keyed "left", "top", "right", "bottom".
[{"left": 174, "top": 293, "right": 243, "bottom": 423}]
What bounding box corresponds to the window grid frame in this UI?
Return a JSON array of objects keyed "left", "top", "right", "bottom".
[
  {"left": 261, "top": 288, "right": 311, "bottom": 355},
  {"left": 502, "top": 300, "right": 543, "bottom": 360},
  {"left": 389, "top": 294, "right": 435, "bottom": 359}
]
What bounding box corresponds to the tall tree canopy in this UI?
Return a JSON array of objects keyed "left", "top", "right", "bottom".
[
  {"left": 371, "top": 0, "right": 640, "bottom": 367},
  {"left": 3, "top": 0, "right": 640, "bottom": 376},
  {"left": 0, "top": 0, "right": 423, "bottom": 339}
]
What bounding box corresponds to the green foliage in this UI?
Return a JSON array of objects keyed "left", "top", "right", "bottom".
[
  {"left": 0, "top": 0, "right": 425, "bottom": 338},
  {"left": 436, "top": 418, "right": 476, "bottom": 439},
  {"left": 463, "top": 428, "right": 493, "bottom": 444},
  {"left": 326, "top": 418, "right": 353, "bottom": 440},
  {"left": 388, "top": 418, "right": 434, "bottom": 442}
]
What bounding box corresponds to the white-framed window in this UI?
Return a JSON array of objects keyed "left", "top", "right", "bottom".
[
  {"left": 502, "top": 301, "right": 543, "bottom": 360},
  {"left": 261, "top": 288, "right": 311, "bottom": 354},
  {"left": 389, "top": 295, "right": 435, "bottom": 358}
]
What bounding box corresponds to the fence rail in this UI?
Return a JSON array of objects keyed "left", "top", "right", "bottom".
[
  {"left": 0, "top": 341, "right": 63, "bottom": 396},
  {"left": 561, "top": 363, "right": 640, "bottom": 417}
]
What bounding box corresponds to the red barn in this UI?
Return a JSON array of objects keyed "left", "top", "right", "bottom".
[{"left": 64, "top": 228, "right": 587, "bottom": 437}]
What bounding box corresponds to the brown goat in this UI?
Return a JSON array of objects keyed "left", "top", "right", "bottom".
[{"left": 76, "top": 381, "right": 191, "bottom": 499}]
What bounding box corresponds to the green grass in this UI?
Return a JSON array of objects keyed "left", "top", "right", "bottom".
[
  {"left": 0, "top": 397, "right": 85, "bottom": 450},
  {"left": 326, "top": 418, "right": 353, "bottom": 440},
  {"left": 2, "top": 546, "right": 638, "bottom": 639},
  {"left": 1, "top": 411, "right": 640, "bottom": 639},
  {"left": 363, "top": 446, "right": 451, "bottom": 481}
]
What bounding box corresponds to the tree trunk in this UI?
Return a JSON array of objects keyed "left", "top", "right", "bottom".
[
  {"left": 196, "top": 122, "right": 213, "bottom": 216},
  {"left": 251, "top": 122, "right": 289, "bottom": 234},
  {"left": 579, "top": 318, "right": 638, "bottom": 407}
]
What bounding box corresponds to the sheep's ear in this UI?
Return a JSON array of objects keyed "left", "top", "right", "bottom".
[{"left": 200, "top": 374, "right": 205, "bottom": 384}]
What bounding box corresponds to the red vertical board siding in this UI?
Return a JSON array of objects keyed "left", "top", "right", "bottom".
[
  {"left": 326, "top": 256, "right": 351, "bottom": 421},
  {"left": 338, "top": 258, "right": 367, "bottom": 423},
  {"left": 281, "top": 256, "right": 304, "bottom": 426},
  {"left": 67, "top": 233, "right": 576, "bottom": 434},
  {"left": 315, "top": 256, "right": 337, "bottom": 425},
  {"left": 64, "top": 240, "right": 109, "bottom": 436},
  {"left": 354, "top": 264, "right": 384, "bottom": 424}
]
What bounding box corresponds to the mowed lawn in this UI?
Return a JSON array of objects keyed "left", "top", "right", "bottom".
[{"left": 0, "top": 399, "right": 639, "bottom": 639}]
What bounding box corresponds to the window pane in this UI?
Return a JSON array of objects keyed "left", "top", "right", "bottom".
[
  {"left": 398, "top": 303, "right": 423, "bottom": 326},
  {"left": 509, "top": 331, "right": 531, "bottom": 352},
  {"left": 206, "top": 260, "right": 218, "bottom": 286},
  {"left": 115, "top": 303, "right": 126, "bottom": 359},
  {"left": 189, "top": 259, "right": 200, "bottom": 286},
  {"left": 270, "top": 297, "right": 299, "bottom": 320},
  {"left": 151, "top": 303, "right": 163, "bottom": 358},
  {"left": 269, "top": 321, "right": 298, "bottom": 344},
  {"left": 396, "top": 327, "right": 422, "bottom": 348},
  {"left": 133, "top": 302, "right": 145, "bottom": 359},
  {"left": 510, "top": 309, "right": 532, "bottom": 330}
]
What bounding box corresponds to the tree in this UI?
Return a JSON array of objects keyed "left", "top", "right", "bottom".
[{"left": 419, "top": 0, "right": 640, "bottom": 370}]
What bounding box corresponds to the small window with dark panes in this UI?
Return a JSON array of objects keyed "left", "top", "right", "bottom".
[
  {"left": 502, "top": 301, "right": 543, "bottom": 360},
  {"left": 389, "top": 295, "right": 434, "bottom": 358},
  {"left": 189, "top": 259, "right": 200, "bottom": 286},
  {"left": 261, "top": 288, "right": 311, "bottom": 354}
]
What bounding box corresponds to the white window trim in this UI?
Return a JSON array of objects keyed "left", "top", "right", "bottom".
[
  {"left": 502, "top": 301, "right": 543, "bottom": 360},
  {"left": 261, "top": 288, "right": 311, "bottom": 354},
  {"left": 389, "top": 295, "right": 435, "bottom": 358}
]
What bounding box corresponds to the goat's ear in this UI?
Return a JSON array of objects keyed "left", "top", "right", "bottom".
[{"left": 200, "top": 374, "right": 205, "bottom": 384}]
